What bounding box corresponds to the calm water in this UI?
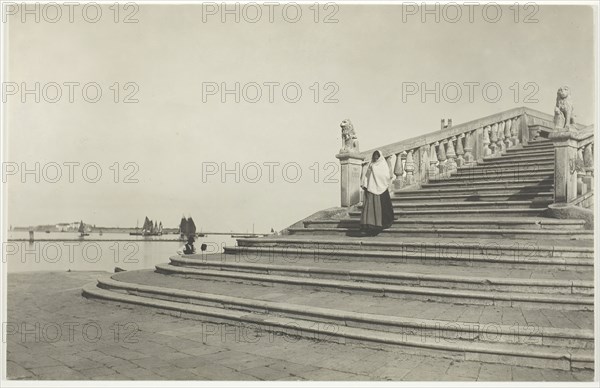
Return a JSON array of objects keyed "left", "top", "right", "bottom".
[{"left": 5, "top": 231, "right": 237, "bottom": 273}]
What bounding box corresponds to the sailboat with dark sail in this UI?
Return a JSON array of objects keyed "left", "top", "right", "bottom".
[
  {"left": 187, "top": 217, "right": 196, "bottom": 236},
  {"left": 179, "top": 216, "right": 203, "bottom": 239},
  {"left": 179, "top": 216, "right": 187, "bottom": 239},
  {"left": 78, "top": 220, "right": 89, "bottom": 237},
  {"left": 130, "top": 216, "right": 163, "bottom": 236}
]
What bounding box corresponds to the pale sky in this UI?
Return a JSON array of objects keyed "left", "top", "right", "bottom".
[{"left": 3, "top": 3, "right": 597, "bottom": 232}]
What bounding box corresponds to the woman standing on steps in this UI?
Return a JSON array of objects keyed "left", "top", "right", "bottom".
[{"left": 360, "top": 150, "right": 395, "bottom": 236}]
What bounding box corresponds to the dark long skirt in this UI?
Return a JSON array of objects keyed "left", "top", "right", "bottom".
[{"left": 360, "top": 189, "right": 394, "bottom": 235}]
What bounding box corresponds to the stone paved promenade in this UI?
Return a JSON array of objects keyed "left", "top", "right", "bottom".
[{"left": 5, "top": 271, "right": 596, "bottom": 381}]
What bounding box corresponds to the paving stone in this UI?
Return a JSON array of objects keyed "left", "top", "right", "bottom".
[
  {"left": 90, "top": 374, "right": 127, "bottom": 380},
  {"left": 298, "top": 367, "right": 371, "bottom": 380},
  {"left": 402, "top": 357, "right": 454, "bottom": 380},
  {"left": 131, "top": 356, "right": 173, "bottom": 369},
  {"left": 477, "top": 363, "right": 512, "bottom": 381},
  {"left": 152, "top": 366, "right": 200, "bottom": 380},
  {"left": 111, "top": 366, "right": 163, "bottom": 380},
  {"left": 190, "top": 363, "right": 256, "bottom": 380},
  {"left": 13, "top": 355, "right": 64, "bottom": 369},
  {"left": 263, "top": 360, "right": 320, "bottom": 377},
  {"left": 240, "top": 365, "right": 295, "bottom": 380},
  {"left": 441, "top": 360, "right": 482, "bottom": 380},
  {"left": 511, "top": 365, "right": 545, "bottom": 381},
  {"left": 67, "top": 357, "right": 106, "bottom": 371},
  {"left": 77, "top": 366, "right": 120, "bottom": 378},
  {"left": 6, "top": 360, "right": 35, "bottom": 379},
  {"left": 216, "top": 353, "right": 280, "bottom": 372},
  {"left": 180, "top": 346, "right": 226, "bottom": 357},
  {"left": 571, "top": 369, "right": 595, "bottom": 381},
  {"left": 29, "top": 365, "right": 86, "bottom": 380},
  {"left": 371, "top": 355, "right": 426, "bottom": 380}
]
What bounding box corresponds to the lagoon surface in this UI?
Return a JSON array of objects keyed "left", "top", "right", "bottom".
[{"left": 5, "top": 231, "right": 237, "bottom": 273}]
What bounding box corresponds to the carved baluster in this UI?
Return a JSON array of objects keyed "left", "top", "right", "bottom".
[
  {"left": 385, "top": 154, "right": 395, "bottom": 182},
  {"left": 583, "top": 144, "right": 594, "bottom": 171},
  {"left": 489, "top": 124, "right": 498, "bottom": 155},
  {"left": 510, "top": 117, "right": 520, "bottom": 146},
  {"left": 405, "top": 150, "right": 415, "bottom": 184},
  {"left": 582, "top": 144, "right": 594, "bottom": 194},
  {"left": 446, "top": 137, "right": 457, "bottom": 172},
  {"left": 497, "top": 121, "right": 506, "bottom": 153},
  {"left": 419, "top": 145, "right": 429, "bottom": 183},
  {"left": 504, "top": 119, "right": 512, "bottom": 149},
  {"left": 429, "top": 143, "right": 439, "bottom": 179},
  {"left": 463, "top": 131, "right": 474, "bottom": 164},
  {"left": 577, "top": 148, "right": 585, "bottom": 171},
  {"left": 393, "top": 152, "right": 404, "bottom": 190},
  {"left": 483, "top": 126, "right": 492, "bottom": 156},
  {"left": 455, "top": 134, "right": 465, "bottom": 167},
  {"left": 438, "top": 140, "right": 447, "bottom": 175},
  {"left": 577, "top": 146, "right": 586, "bottom": 194}
]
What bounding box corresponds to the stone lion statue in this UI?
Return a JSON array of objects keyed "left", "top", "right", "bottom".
[
  {"left": 339, "top": 119, "right": 359, "bottom": 153},
  {"left": 554, "top": 86, "right": 576, "bottom": 129}
]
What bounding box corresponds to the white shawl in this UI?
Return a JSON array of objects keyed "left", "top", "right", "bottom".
[{"left": 362, "top": 150, "right": 392, "bottom": 195}]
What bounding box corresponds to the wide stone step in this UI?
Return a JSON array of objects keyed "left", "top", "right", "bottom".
[
  {"left": 389, "top": 192, "right": 553, "bottom": 202},
  {"left": 474, "top": 156, "right": 554, "bottom": 167},
  {"left": 422, "top": 177, "right": 552, "bottom": 189},
  {"left": 429, "top": 171, "right": 553, "bottom": 183},
  {"left": 514, "top": 142, "right": 554, "bottom": 150},
  {"left": 83, "top": 280, "right": 594, "bottom": 371},
  {"left": 503, "top": 146, "right": 555, "bottom": 154},
  {"left": 288, "top": 226, "right": 593, "bottom": 240},
  {"left": 309, "top": 217, "right": 585, "bottom": 231},
  {"left": 225, "top": 245, "right": 593, "bottom": 271},
  {"left": 225, "top": 244, "right": 592, "bottom": 271},
  {"left": 394, "top": 184, "right": 554, "bottom": 196},
  {"left": 168, "top": 255, "right": 593, "bottom": 296},
  {"left": 234, "top": 236, "right": 594, "bottom": 261},
  {"left": 366, "top": 200, "right": 552, "bottom": 210},
  {"left": 452, "top": 166, "right": 554, "bottom": 178},
  {"left": 483, "top": 152, "right": 554, "bottom": 163},
  {"left": 155, "top": 264, "right": 592, "bottom": 311},
  {"left": 503, "top": 149, "right": 554, "bottom": 157},
  {"left": 386, "top": 208, "right": 548, "bottom": 218},
  {"left": 100, "top": 270, "right": 594, "bottom": 339}
]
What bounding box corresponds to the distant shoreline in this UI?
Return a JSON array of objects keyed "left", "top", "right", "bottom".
[
  {"left": 9, "top": 228, "right": 269, "bottom": 237},
  {"left": 11, "top": 227, "right": 179, "bottom": 234}
]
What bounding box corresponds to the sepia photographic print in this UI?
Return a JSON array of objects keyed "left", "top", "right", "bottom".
[{"left": 1, "top": 0, "right": 598, "bottom": 386}]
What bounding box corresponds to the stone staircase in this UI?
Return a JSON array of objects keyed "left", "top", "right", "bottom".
[
  {"left": 296, "top": 140, "right": 592, "bottom": 240},
  {"left": 83, "top": 113, "right": 594, "bottom": 377}
]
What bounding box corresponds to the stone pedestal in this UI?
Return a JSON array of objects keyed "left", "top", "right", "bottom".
[
  {"left": 335, "top": 152, "right": 364, "bottom": 207},
  {"left": 549, "top": 130, "right": 579, "bottom": 203}
]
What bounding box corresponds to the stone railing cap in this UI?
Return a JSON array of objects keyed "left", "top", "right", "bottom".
[{"left": 357, "top": 106, "right": 590, "bottom": 162}]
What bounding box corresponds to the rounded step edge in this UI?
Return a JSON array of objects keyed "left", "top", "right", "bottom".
[
  {"left": 82, "top": 280, "right": 594, "bottom": 372},
  {"left": 98, "top": 275, "right": 595, "bottom": 348},
  {"left": 169, "top": 256, "right": 595, "bottom": 296},
  {"left": 156, "top": 264, "right": 595, "bottom": 311}
]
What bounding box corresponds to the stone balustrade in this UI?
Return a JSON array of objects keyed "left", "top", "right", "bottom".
[
  {"left": 335, "top": 107, "right": 593, "bottom": 208},
  {"left": 362, "top": 112, "right": 531, "bottom": 191}
]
